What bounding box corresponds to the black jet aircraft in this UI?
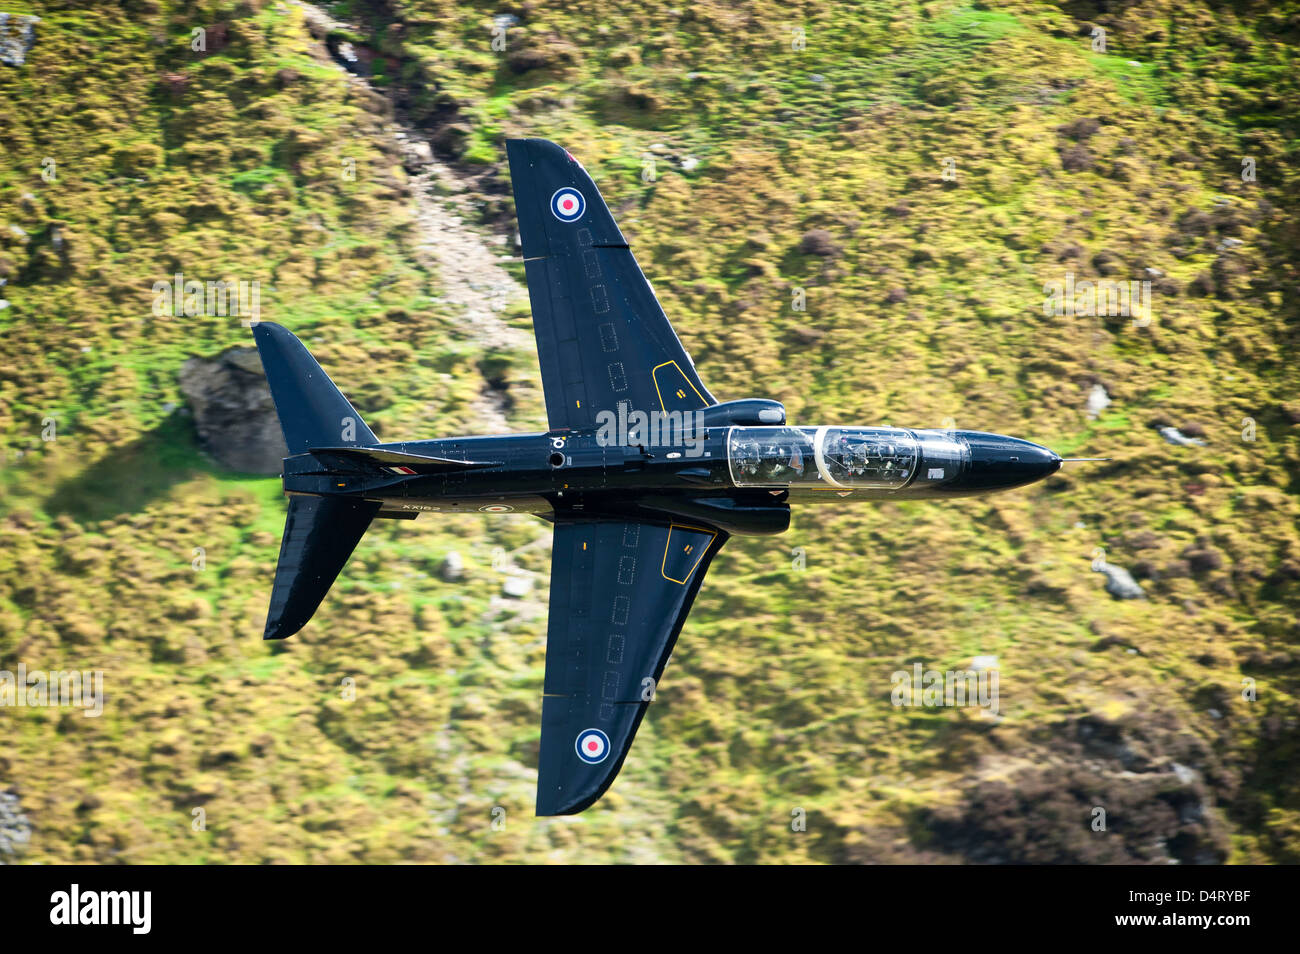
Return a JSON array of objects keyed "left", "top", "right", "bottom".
[{"left": 254, "top": 138, "right": 1078, "bottom": 815}]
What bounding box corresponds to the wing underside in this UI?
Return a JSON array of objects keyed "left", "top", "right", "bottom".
[
  {"left": 507, "top": 138, "right": 715, "bottom": 431},
  {"left": 537, "top": 517, "right": 727, "bottom": 814}
]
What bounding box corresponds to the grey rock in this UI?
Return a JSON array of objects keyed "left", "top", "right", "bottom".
[
  {"left": 0, "top": 790, "right": 31, "bottom": 862},
  {"left": 409, "top": 140, "right": 433, "bottom": 164},
  {"left": 1095, "top": 562, "right": 1146, "bottom": 600},
  {"left": 502, "top": 575, "right": 533, "bottom": 598},
  {"left": 439, "top": 551, "right": 464, "bottom": 582},
  {"left": 1158, "top": 425, "right": 1206, "bottom": 447},
  {"left": 1085, "top": 383, "right": 1110, "bottom": 419},
  {"left": 0, "top": 14, "right": 40, "bottom": 68},
  {"left": 178, "top": 346, "right": 289, "bottom": 474}
]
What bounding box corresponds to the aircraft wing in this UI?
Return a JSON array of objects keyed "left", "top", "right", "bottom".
[
  {"left": 537, "top": 517, "right": 728, "bottom": 814},
  {"left": 506, "top": 138, "right": 716, "bottom": 432}
]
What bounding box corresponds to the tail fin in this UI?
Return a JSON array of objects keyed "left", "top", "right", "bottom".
[
  {"left": 264, "top": 495, "right": 379, "bottom": 639},
  {"left": 252, "top": 322, "right": 377, "bottom": 453}
]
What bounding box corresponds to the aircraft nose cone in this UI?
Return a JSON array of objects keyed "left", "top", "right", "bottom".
[{"left": 959, "top": 433, "right": 1061, "bottom": 491}]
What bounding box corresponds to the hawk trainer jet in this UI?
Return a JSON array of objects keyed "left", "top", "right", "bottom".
[{"left": 254, "top": 138, "right": 1072, "bottom": 814}]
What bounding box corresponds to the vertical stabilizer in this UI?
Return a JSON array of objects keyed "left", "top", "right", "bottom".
[{"left": 252, "top": 322, "right": 377, "bottom": 453}]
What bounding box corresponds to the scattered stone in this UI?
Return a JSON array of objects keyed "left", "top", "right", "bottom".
[
  {"left": 439, "top": 551, "right": 464, "bottom": 582},
  {"left": 970, "top": 655, "right": 999, "bottom": 671},
  {"left": 1158, "top": 425, "right": 1207, "bottom": 447},
  {"left": 177, "top": 346, "right": 290, "bottom": 474},
  {"left": 1094, "top": 562, "right": 1146, "bottom": 600},
  {"left": 799, "top": 228, "right": 839, "bottom": 257},
  {"left": 502, "top": 575, "right": 533, "bottom": 598},
  {"left": 679, "top": 156, "right": 700, "bottom": 173},
  {"left": 1144, "top": 266, "right": 1164, "bottom": 277},
  {"left": 1085, "top": 383, "right": 1110, "bottom": 419}
]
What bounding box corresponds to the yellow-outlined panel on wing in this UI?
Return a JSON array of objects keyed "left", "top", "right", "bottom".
[
  {"left": 651, "top": 360, "right": 707, "bottom": 413},
  {"left": 661, "top": 523, "right": 718, "bottom": 584}
]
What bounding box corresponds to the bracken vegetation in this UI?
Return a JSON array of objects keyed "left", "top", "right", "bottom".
[{"left": 0, "top": 0, "right": 1297, "bottom": 863}]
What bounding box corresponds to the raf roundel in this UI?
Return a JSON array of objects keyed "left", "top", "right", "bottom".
[
  {"left": 575, "top": 728, "right": 610, "bottom": 764},
  {"left": 550, "top": 187, "right": 585, "bottom": 222}
]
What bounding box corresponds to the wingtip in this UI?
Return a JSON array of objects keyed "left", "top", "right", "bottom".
[
  {"left": 250, "top": 320, "right": 285, "bottom": 338},
  {"left": 263, "top": 620, "right": 297, "bottom": 640},
  {"left": 535, "top": 789, "right": 602, "bottom": 817}
]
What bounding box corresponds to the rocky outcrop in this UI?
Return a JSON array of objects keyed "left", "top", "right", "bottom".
[
  {"left": 178, "top": 346, "right": 288, "bottom": 475},
  {"left": 912, "top": 713, "right": 1230, "bottom": 865}
]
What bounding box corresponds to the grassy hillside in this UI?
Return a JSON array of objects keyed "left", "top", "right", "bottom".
[{"left": 0, "top": 0, "right": 1297, "bottom": 863}]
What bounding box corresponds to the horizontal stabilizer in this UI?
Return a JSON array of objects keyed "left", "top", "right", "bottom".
[{"left": 264, "top": 495, "right": 379, "bottom": 639}]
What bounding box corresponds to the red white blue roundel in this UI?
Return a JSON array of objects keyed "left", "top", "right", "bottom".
[
  {"left": 575, "top": 728, "right": 610, "bottom": 764},
  {"left": 550, "top": 187, "right": 585, "bottom": 222}
]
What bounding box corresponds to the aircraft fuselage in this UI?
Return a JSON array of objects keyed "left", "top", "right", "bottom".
[{"left": 282, "top": 424, "right": 1062, "bottom": 532}]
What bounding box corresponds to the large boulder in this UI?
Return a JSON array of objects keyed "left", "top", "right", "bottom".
[{"left": 178, "top": 346, "right": 288, "bottom": 474}]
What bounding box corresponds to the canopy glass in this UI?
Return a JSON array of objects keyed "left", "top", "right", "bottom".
[{"left": 727, "top": 426, "right": 921, "bottom": 489}]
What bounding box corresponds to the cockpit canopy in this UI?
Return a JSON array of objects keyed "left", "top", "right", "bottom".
[{"left": 727, "top": 426, "right": 921, "bottom": 489}]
